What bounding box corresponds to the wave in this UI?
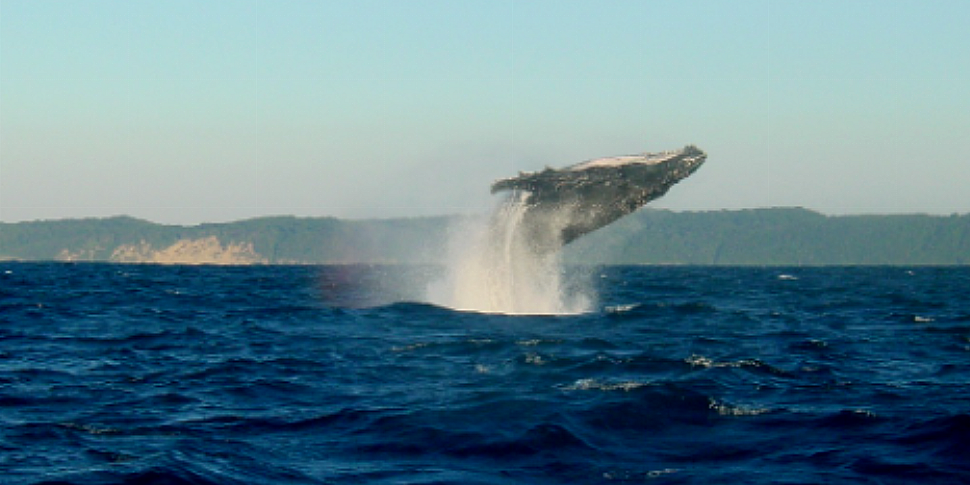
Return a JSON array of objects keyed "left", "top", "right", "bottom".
[
  {"left": 604, "top": 300, "right": 718, "bottom": 318},
  {"left": 896, "top": 413, "right": 970, "bottom": 459},
  {"left": 685, "top": 354, "right": 789, "bottom": 375}
]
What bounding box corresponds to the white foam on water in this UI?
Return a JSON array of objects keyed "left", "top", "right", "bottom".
[{"left": 425, "top": 193, "right": 593, "bottom": 315}]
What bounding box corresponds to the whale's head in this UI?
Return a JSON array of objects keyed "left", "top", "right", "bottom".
[
  {"left": 563, "top": 145, "right": 705, "bottom": 187},
  {"left": 492, "top": 145, "right": 706, "bottom": 202}
]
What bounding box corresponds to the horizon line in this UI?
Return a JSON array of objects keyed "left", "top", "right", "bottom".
[{"left": 3, "top": 206, "right": 969, "bottom": 227}]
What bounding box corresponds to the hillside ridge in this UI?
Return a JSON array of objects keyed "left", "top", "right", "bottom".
[{"left": 1, "top": 208, "right": 967, "bottom": 265}]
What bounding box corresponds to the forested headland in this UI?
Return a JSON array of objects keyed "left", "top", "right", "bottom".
[{"left": 1, "top": 208, "right": 967, "bottom": 265}]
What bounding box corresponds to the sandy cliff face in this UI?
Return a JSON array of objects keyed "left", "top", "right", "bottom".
[{"left": 109, "top": 237, "right": 265, "bottom": 265}]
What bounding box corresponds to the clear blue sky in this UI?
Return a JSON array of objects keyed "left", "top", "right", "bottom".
[{"left": 1, "top": 0, "right": 967, "bottom": 224}]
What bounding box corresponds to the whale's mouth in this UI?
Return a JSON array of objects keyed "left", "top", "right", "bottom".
[
  {"left": 566, "top": 147, "right": 694, "bottom": 171},
  {"left": 491, "top": 145, "right": 706, "bottom": 198}
]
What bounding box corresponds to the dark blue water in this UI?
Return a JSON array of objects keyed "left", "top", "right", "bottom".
[{"left": 1, "top": 263, "right": 968, "bottom": 484}]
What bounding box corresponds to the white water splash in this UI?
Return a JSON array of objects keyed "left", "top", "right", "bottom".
[{"left": 426, "top": 193, "right": 593, "bottom": 315}]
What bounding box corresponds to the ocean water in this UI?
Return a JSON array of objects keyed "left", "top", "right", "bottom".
[{"left": 1, "top": 262, "right": 969, "bottom": 484}]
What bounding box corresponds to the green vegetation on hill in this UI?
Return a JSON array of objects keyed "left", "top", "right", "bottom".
[
  {"left": 1, "top": 208, "right": 967, "bottom": 265},
  {"left": 0, "top": 215, "right": 451, "bottom": 264},
  {"left": 565, "top": 208, "right": 970, "bottom": 265}
]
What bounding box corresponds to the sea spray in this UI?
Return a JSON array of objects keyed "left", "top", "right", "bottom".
[{"left": 426, "top": 192, "right": 593, "bottom": 314}]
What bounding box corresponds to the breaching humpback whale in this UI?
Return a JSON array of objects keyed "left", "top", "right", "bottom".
[{"left": 490, "top": 145, "right": 707, "bottom": 252}]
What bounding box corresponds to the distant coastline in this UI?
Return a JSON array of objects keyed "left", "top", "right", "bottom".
[{"left": 1, "top": 208, "right": 968, "bottom": 266}]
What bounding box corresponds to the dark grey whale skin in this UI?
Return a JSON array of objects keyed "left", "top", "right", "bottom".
[{"left": 490, "top": 145, "right": 706, "bottom": 252}]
